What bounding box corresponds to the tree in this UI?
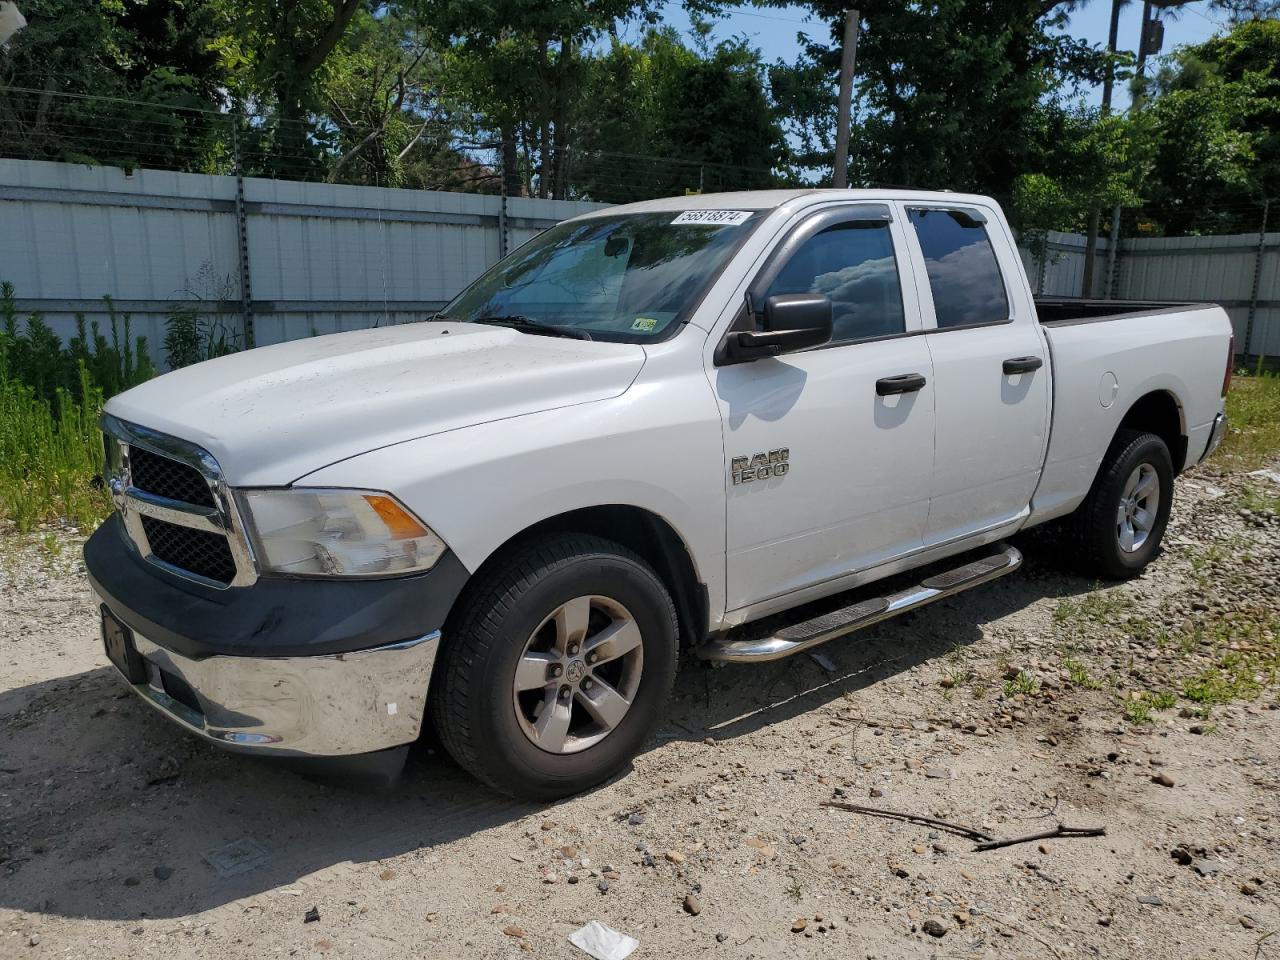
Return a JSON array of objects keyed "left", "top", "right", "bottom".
[
  {"left": 571, "top": 26, "right": 784, "bottom": 201},
  {"left": 0, "top": 0, "right": 232, "bottom": 170},
  {"left": 318, "top": 6, "right": 449, "bottom": 186},
  {"left": 1009, "top": 106, "right": 1151, "bottom": 236},
  {"left": 208, "top": 0, "right": 368, "bottom": 173},
  {"left": 416, "top": 0, "right": 665, "bottom": 197},
  {"left": 764, "top": 0, "right": 1109, "bottom": 194},
  {"left": 1140, "top": 18, "right": 1278, "bottom": 233}
]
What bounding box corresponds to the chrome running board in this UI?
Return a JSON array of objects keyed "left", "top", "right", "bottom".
[{"left": 698, "top": 543, "right": 1023, "bottom": 663}]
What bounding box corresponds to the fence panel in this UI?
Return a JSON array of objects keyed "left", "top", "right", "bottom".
[
  {"left": 1019, "top": 227, "right": 1277, "bottom": 357},
  {"left": 4, "top": 157, "right": 1276, "bottom": 363},
  {"left": 1, "top": 158, "right": 606, "bottom": 365}
]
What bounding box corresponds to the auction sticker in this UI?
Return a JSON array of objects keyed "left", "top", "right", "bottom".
[{"left": 671, "top": 209, "right": 753, "bottom": 226}]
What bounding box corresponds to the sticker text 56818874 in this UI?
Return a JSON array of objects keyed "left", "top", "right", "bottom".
[{"left": 671, "top": 210, "right": 753, "bottom": 226}]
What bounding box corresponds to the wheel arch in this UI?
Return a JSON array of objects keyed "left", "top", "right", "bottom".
[
  {"left": 445, "top": 504, "right": 709, "bottom": 650},
  {"left": 1117, "top": 389, "right": 1187, "bottom": 474}
]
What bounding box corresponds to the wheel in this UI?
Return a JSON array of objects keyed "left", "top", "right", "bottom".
[
  {"left": 1068, "top": 428, "right": 1174, "bottom": 580},
  {"left": 430, "top": 533, "right": 679, "bottom": 800}
]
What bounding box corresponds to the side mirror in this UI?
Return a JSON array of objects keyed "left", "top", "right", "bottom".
[{"left": 725, "top": 293, "right": 833, "bottom": 361}]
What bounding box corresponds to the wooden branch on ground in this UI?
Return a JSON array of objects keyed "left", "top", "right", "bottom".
[
  {"left": 819, "top": 801, "right": 994, "bottom": 842},
  {"left": 973, "top": 823, "right": 1106, "bottom": 852},
  {"left": 821, "top": 802, "right": 1106, "bottom": 851}
]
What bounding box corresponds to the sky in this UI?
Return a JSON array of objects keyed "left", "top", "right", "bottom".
[{"left": 650, "top": 1, "right": 1234, "bottom": 113}]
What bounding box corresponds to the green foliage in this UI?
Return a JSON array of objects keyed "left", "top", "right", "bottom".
[
  {"left": 1141, "top": 18, "right": 1280, "bottom": 234},
  {"left": 791, "top": 0, "right": 1109, "bottom": 193},
  {"left": 0, "top": 282, "right": 155, "bottom": 532},
  {"left": 573, "top": 28, "right": 783, "bottom": 200},
  {"left": 0, "top": 283, "right": 155, "bottom": 405},
  {"left": 1214, "top": 373, "right": 1280, "bottom": 472},
  {"left": 0, "top": 353, "right": 113, "bottom": 533},
  {"left": 1011, "top": 108, "right": 1152, "bottom": 234},
  {"left": 163, "top": 307, "right": 242, "bottom": 370}
]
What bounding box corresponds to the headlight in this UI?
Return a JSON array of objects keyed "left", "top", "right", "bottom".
[{"left": 239, "top": 488, "right": 447, "bottom": 578}]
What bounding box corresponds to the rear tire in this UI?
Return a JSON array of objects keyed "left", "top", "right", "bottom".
[
  {"left": 1068, "top": 428, "right": 1174, "bottom": 580},
  {"left": 430, "top": 533, "right": 678, "bottom": 800}
]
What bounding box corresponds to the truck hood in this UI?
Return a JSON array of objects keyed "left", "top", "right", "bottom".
[{"left": 105, "top": 322, "right": 647, "bottom": 486}]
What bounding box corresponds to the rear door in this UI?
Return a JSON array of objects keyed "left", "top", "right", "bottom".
[
  {"left": 899, "top": 204, "right": 1051, "bottom": 545},
  {"left": 712, "top": 203, "right": 935, "bottom": 613}
]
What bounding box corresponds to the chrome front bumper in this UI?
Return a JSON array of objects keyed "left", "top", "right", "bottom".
[{"left": 95, "top": 592, "right": 439, "bottom": 757}]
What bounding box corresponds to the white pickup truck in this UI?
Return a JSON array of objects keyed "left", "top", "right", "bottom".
[{"left": 86, "top": 189, "right": 1234, "bottom": 798}]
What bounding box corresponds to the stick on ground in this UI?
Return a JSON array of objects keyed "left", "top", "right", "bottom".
[
  {"left": 819, "top": 801, "right": 994, "bottom": 842},
  {"left": 973, "top": 823, "right": 1106, "bottom": 852}
]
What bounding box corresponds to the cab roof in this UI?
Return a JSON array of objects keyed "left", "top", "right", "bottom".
[{"left": 572, "top": 188, "right": 1001, "bottom": 220}]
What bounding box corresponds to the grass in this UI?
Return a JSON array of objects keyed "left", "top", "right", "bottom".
[
  {"left": 1003, "top": 671, "right": 1040, "bottom": 697},
  {"left": 1053, "top": 591, "right": 1135, "bottom": 625},
  {"left": 1122, "top": 689, "right": 1178, "bottom": 725},
  {"left": 0, "top": 364, "right": 113, "bottom": 532},
  {"left": 0, "top": 282, "right": 154, "bottom": 533},
  {"left": 1215, "top": 372, "right": 1280, "bottom": 472},
  {"left": 1062, "top": 656, "right": 1103, "bottom": 689},
  {"left": 1238, "top": 484, "right": 1280, "bottom": 515}
]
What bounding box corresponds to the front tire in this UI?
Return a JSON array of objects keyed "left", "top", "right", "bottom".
[
  {"left": 430, "top": 534, "right": 678, "bottom": 800},
  {"left": 1068, "top": 428, "right": 1174, "bottom": 580}
]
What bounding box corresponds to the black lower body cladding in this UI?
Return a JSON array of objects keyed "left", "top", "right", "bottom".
[{"left": 84, "top": 514, "right": 470, "bottom": 659}]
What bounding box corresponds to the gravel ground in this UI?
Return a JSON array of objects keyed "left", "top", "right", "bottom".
[{"left": 2, "top": 461, "right": 1278, "bottom": 960}]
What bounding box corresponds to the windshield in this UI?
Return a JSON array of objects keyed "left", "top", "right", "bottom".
[{"left": 441, "top": 210, "right": 764, "bottom": 341}]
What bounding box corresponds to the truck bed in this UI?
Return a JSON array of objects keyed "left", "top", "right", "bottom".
[
  {"left": 1028, "top": 300, "right": 1233, "bottom": 527},
  {"left": 1034, "top": 297, "right": 1207, "bottom": 326}
]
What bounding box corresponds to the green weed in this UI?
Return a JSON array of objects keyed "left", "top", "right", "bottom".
[
  {"left": 1215, "top": 373, "right": 1280, "bottom": 472},
  {"left": 1003, "top": 672, "right": 1040, "bottom": 697}
]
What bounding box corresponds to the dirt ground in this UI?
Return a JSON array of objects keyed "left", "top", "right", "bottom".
[{"left": 2, "top": 461, "right": 1278, "bottom": 960}]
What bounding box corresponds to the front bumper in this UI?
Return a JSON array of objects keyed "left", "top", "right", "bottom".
[
  {"left": 85, "top": 514, "right": 471, "bottom": 758},
  {"left": 96, "top": 591, "right": 438, "bottom": 756}
]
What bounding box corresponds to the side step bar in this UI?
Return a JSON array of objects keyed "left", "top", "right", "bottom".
[{"left": 698, "top": 543, "right": 1023, "bottom": 663}]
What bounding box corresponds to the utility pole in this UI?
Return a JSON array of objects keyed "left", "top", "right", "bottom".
[
  {"left": 833, "top": 8, "right": 860, "bottom": 189},
  {"left": 1081, "top": 0, "right": 1125, "bottom": 299}
]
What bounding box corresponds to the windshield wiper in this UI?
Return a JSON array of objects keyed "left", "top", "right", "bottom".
[{"left": 470, "top": 315, "right": 593, "bottom": 340}]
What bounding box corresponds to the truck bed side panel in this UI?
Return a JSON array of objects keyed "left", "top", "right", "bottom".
[{"left": 1029, "top": 305, "right": 1232, "bottom": 525}]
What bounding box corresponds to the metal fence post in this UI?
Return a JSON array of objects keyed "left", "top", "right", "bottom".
[
  {"left": 1105, "top": 205, "right": 1122, "bottom": 299},
  {"left": 1036, "top": 233, "right": 1047, "bottom": 296},
  {"left": 1244, "top": 198, "right": 1269, "bottom": 361},
  {"left": 498, "top": 141, "right": 509, "bottom": 258},
  {"left": 230, "top": 110, "right": 255, "bottom": 348}
]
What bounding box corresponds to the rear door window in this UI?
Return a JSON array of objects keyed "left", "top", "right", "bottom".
[
  {"left": 764, "top": 220, "right": 906, "bottom": 343},
  {"left": 907, "top": 209, "right": 1009, "bottom": 328}
]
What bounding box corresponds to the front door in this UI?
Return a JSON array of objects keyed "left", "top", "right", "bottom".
[
  {"left": 900, "top": 204, "right": 1051, "bottom": 544},
  {"left": 714, "top": 204, "right": 936, "bottom": 614}
]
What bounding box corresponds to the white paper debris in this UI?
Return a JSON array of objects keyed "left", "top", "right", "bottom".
[{"left": 568, "top": 920, "right": 639, "bottom": 960}]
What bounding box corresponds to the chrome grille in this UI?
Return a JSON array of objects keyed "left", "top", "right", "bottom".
[
  {"left": 140, "top": 515, "right": 238, "bottom": 583},
  {"left": 103, "top": 415, "right": 257, "bottom": 589},
  {"left": 129, "top": 447, "right": 216, "bottom": 508}
]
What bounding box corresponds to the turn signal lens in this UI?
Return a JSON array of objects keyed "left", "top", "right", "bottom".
[{"left": 363, "top": 494, "right": 430, "bottom": 539}]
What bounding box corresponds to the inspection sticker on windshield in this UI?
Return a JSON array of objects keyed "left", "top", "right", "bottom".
[
  {"left": 631, "top": 317, "right": 658, "bottom": 332},
  {"left": 671, "top": 209, "right": 752, "bottom": 226}
]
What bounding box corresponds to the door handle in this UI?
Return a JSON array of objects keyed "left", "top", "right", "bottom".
[
  {"left": 1003, "top": 356, "right": 1044, "bottom": 374},
  {"left": 875, "top": 373, "right": 927, "bottom": 396}
]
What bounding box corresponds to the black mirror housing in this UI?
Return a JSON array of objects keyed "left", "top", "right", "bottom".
[{"left": 725, "top": 293, "right": 833, "bottom": 361}]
